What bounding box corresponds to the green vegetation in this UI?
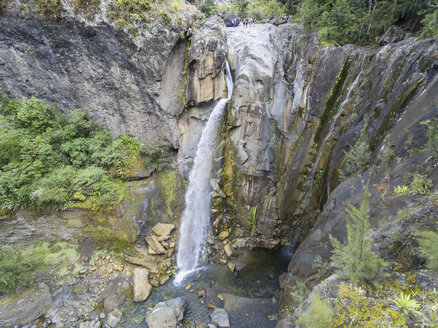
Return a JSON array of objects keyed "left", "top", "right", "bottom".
[
  {"left": 290, "top": 281, "right": 310, "bottom": 303},
  {"left": 20, "top": 240, "right": 82, "bottom": 276},
  {"left": 246, "top": 205, "right": 258, "bottom": 237},
  {"left": 297, "top": 0, "right": 437, "bottom": 45},
  {"left": 340, "top": 131, "right": 371, "bottom": 179},
  {"left": 142, "top": 142, "right": 175, "bottom": 172},
  {"left": 72, "top": 0, "right": 101, "bottom": 20},
  {"left": 84, "top": 216, "right": 137, "bottom": 253},
  {"left": 159, "top": 9, "right": 172, "bottom": 24},
  {"left": 192, "top": 0, "right": 285, "bottom": 19},
  {"left": 393, "top": 292, "right": 421, "bottom": 313},
  {"left": 420, "top": 117, "right": 438, "bottom": 155},
  {"left": 393, "top": 174, "right": 433, "bottom": 195},
  {"left": 0, "top": 240, "right": 84, "bottom": 293},
  {"left": 160, "top": 170, "right": 176, "bottom": 216},
  {"left": 195, "top": 0, "right": 436, "bottom": 44},
  {"left": 421, "top": 6, "right": 438, "bottom": 38},
  {"left": 418, "top": 231, "right": 438, "bottom": 272},
  {"left": 0, "top": 94, "right": 141, "bottom": 212},
  {"left": 35, "top": 0, "right": 61, "bottom": 19},
  {"left": 332, "top": 276, "right": 438, "bottom": 327},
  {"left": 0, "top": 246, "right": 31, "bottom": 293},
  {"left": 378, "top": 141, "right": 395, "bottom": 173},
  {"left": 330, "top": 187, "right": 388, "bottom": 285},
  {"left": 297, "top": 292, "right": 333, "bottom": 328},
  {"left": 108, "top": 0, "right": 152, "bottom": 33}
]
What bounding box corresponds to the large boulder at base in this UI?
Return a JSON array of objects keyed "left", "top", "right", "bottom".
[
  {"left": 79, "top": 318, "right": 101, "bottom": 328},
  {"left": 107, "top": 308, "right": 123, "bottom": 327},
  {"left": 133, "top": 267, "right": 152, "bottom": 302},
  {"left": 0, "top": 283, "right": 53, "bottom": 327},
  {"left": 210, "top": 308, "right": 230, "bottom": 327},
  {"left": 146, "top": 297, "right": 186, "bottom": 328},
  {"left": 223, "top": 14, "right": 239, "bottom": 27},
  {"left": 152, "top": 223, "right": 175, "bottom": 238}
]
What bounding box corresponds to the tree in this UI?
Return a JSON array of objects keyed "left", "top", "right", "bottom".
[
  {"left": 418, "top": 231, "right": 438, "bottom": 272},
  {"left": 330, "top": 186, "right": 387, "bottom": 285}
]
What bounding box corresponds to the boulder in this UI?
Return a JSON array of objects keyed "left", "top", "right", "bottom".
[
  {"left": 378, "top": 25, "right": 405, "bottom": 45},
  {"left": 218, "top": 231, "right": 230, "bottom": 241},
  {"left": 146, "top": 297, "right": 187, "bottom": 328},
  {"left": 152, "top": 223, "right": 175, "bottom": 238},
  {"left": 223, "top": 14, "right": 239, "bottom": 27},
  {"left": 198, "top": 289, "right": 206, "bottom": 298},
  {"left": 0, "top": 283, "right": 52, "bottom": 327},
  {"left": 146, "top": 235, "right": 166, "bottom": 254},
  {"left": 104, "top": 294, "right": 125, "bottom": 311},
  {"left": 224, "top": 244, "right": 237, "bottom": 259},
  {"left": 107, "top": 309, "right": 123, "bottom": 327},
  {"left": 210, "top": 308, "right": 230, "bottom": 327},
  {"left": 133, "top": 268, "right": 153, "bottom": 302},
  {"left": 79, "top": 318, "right": 101, "bottom": 328}
]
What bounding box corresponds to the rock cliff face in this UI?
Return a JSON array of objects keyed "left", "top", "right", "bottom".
[
  {"left": 0, "top": 0, "right": 198, "bottom": 148},
  {"left": 213, "top": 23, "right": 437, "bottom": 252},
  {"left": 209, "top": 23, "right": 437, "bottom": 326}
]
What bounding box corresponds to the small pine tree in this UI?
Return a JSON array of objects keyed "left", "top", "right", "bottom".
[
  {"left": 417, "top": 231, "right": 438, "bottom": 272},
  {"left": 342, "top": 132, "right": 371, "bottom": 177},
  {"left": 330, "top": 187, "right": 387, "bottom": 285}
]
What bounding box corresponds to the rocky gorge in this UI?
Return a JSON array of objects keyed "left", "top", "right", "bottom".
[{"left": 0, "top": 0, "right": 437, "bottom": 327}]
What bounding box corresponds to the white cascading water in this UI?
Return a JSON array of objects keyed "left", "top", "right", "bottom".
[{"left": 174, "top": 61, "right": 234, "bottom": 285}]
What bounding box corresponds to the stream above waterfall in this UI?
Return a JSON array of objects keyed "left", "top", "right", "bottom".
[{"left": 115, "top": 248, "right": 292, "bottom": 327}]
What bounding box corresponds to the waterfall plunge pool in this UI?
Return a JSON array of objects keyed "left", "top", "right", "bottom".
[{"left": 116, "top": 248, "right": 292, "bottom": 327}]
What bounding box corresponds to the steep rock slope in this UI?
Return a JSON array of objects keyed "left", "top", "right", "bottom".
[
  {"left": 0, "top": 0, "right": 199, "bottom": 147},
  {"left": 213, "top": 23, "right": 437, "bottom": 252}
]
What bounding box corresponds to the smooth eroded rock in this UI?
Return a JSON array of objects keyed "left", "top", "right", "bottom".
[
  {"left": 152, "top": 223, "right": 175, "bottom": 238},
  {"left": 146, "top": 235, "right": 166, "bottom": 254},
  {"left": 210, "top": 308, "right": 230, "bottom": 327},
  {"left": 133, "top": 268, "right": 152, "bottom": 302},
  {"left": 107, "top": 309, "right": 122, "bottom": 327},
  {"left": 0, "top": 283, "right": 52, "bottom": 327},
  {"left": 146, "top": 297, "right": 187, "bottom": 328},
  {"left": 224, "top": 244, "right": 237, "bottom": 259}
]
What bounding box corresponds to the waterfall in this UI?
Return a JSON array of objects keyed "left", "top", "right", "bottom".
[{"left": 174, "top": 61, "right": 234, "bottom": 285}]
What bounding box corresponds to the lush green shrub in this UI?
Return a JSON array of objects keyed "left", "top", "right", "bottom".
[
  {"left": 0, "top": 246, "right": 31, "bottom": 293},
  {"left": 297, "top": 292, "right": 333, "bottom": 328},
  {"left": 0, "top": 94, "right": 141, "bottom": 212},
  {"left": 108, "top": 0, "right": 152, "bottom": 29},
  {"left": 160, "top": 170, "right": 176, "bottom": 216},
  {"left": 421, "top": 8, "right": 438, "bottom": 39},
  {"left": 418, "top": 231, "right": 438, "bottom": 272},
  {"left": 330, "top": 187, "right": 388, "bottom": 285},
  {"left": 198, "top": 0, "right": 216, "bottom": 15},
  {"left": 410, "top": 174, "right": 433, "bottom": 194},
  {"left": 248, "top": 0, "right": 285, "bottom": 19},
  {"left": 341, "top": 132, "right": 371, "bottom": 179},
  {"left": 141, "top": 141, "right": 175, "bottom": 172},
  {"left": 296, "top": 0, "right": 431, "bottom": 45},
  {"left": 420, "top": 118, "right": 438, "bottom": 155}
]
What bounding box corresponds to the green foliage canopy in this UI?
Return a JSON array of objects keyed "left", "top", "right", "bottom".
[{"left": 0, "top": 94, "right": 140, "bottom": 211}]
